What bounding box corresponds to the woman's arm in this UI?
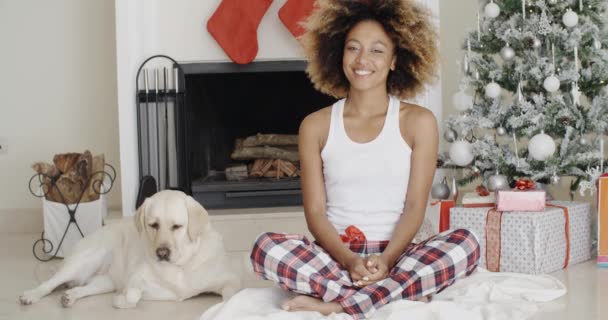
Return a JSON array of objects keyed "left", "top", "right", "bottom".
[
  {"left": 380, "top": 108, "right": 439, "bottom": 268},
  {"left": 298, "top": 112, "right": 361, "bottom": 267}
]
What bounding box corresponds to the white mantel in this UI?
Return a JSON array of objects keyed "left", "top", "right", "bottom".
[{"left": 115, "top": 0, "right": 441, "bottom": 216}]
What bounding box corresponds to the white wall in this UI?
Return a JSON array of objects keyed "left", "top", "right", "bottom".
[
  {"left": 438, "top": 0, "right": 478, "bottom": 150},
  {"left": 0, "top": 0, "right": 121, "bottom": 211}
]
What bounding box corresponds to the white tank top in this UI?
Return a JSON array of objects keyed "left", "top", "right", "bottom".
[{"left": 321, "top": 95, "right": 412, "bottom": 241}]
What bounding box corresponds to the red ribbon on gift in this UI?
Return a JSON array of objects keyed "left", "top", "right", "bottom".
[
  {"left": 340, "top": 225, "right": 366, "bottom": 243},
  {"left": 483, "top": 203, "right": 571, "bottom": 272},
  {"left": 430, "top": 200, "right": 455, "bottom": 232},
  {"left": 514, "top": 178, "right": 535, "bottom": 191}
]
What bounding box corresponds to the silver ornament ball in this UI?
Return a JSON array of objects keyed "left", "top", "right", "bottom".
[
  {"left": 500, "top": 46, "right": 515, "bottom": 61},
  {"left": 532, "top": 37, "right": 542, "bottom": 48},
  {"left": 431, "top": 180, "right": 451, "bottom": 199},
  {"left": 496, "top": 127, "right": 507, "bottom": 136},
  {"left": 443, "top": 129, "right": 457, "bottom": 143},
  {"left": 487, "top": 174, "right": 509, "bottom": 191},
  {"left": 579, "top": 136, "right": 589, "bottom": 145},
  {"left": 550, "top": 174, "right": 561, "bottom": 185}
]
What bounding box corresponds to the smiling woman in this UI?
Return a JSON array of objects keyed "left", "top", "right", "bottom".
[{"left": 249, "top": 1, "right": 480, "bottom": 319}]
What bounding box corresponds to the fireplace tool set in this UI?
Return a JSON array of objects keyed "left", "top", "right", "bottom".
[{"left": 134, "top": 55, "right": 189, "bottom": 208}]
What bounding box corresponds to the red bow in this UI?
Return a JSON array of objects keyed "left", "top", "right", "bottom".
[
  {"left": 476, "top": 185, "right": 490, "bottom": 196},
  {"left": 340, "top": 225, "right": 366, "bottom": 243},
  {"left": 515, "top": 179, "right": 535, "bottom": 190}
]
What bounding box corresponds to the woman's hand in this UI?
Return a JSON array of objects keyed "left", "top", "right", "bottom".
[
  {"left": 353, "top": 254, "right": 390, "bottom": 287},
  {"left": 343, "top": 254, "right": 373, "bottom": 286}
]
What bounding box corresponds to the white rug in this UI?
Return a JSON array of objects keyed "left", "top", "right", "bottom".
[{"left": 200, "top": 269, "right": 566, "bottom": 320}]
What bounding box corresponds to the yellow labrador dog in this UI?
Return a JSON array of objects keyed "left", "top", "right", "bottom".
[{"left": 19, "top": 190, "right": 240, "bottom": 308}]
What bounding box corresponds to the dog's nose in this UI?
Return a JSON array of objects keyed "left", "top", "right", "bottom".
[{"left": 156, "top": 247, "right": 171, "bottom": 260}]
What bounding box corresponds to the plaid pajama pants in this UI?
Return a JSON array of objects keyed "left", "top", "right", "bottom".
[{"left": 250, "top": 228, "right": 480, "bottom": 319}]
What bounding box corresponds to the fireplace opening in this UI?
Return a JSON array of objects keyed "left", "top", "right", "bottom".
[{"left": 182, "top": 61, "right": 336, "bottom": 209}]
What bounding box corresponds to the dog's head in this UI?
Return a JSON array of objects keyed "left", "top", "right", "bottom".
[{"left": 134, "top": 190, "right": 209, "bottom": 264}]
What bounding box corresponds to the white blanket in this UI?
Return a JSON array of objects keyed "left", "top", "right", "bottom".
[{"left": 200, "top": 269, "right": 566, "bottom": 320}]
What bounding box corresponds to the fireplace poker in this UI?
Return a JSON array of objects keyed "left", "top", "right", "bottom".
[
  {"left": 163, "top": 67, "right": 170, "bottom": 190},
  {"left": 154, "top": 68, "right": 161, "bottom": 190}
]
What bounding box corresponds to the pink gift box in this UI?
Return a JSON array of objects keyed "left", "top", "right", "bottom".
[{"left": 496, "top": 190, "right": 546, "bottom": 212}]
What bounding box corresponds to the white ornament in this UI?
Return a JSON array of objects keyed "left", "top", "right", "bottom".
[
  {"left": 528, "top": 131, "right": 556, "bottom": 161},
  {"left": 485, "top": 82, "right": 502, "bottom": 99},
  {"left": 532, "top": 37, "right": 542, "bottom": 48},
  {"left": 550, "top": 173, "right": 561, "bottom": 184},
  {"left": 594, "top": 38, "right": 602, "bottom": 50},
  {"left": 543, "top": 75, "right": 561, "bottom": 92},
  {"left": 516, "top": 81, "right": 525, "bottom": 104},
  {"left": 500, "top": 45, "right": 515, "bottom": 61},
  {"left": 484, "top": 1, "right": 500, "bottom": 18},
  {"left": 488, "top": 174, "right": 510, "bottom": 191},
  {"left": 449, "top": 140, "right": 474, "bottom": 166},
  {"left": 452, "top": 85, "right": 474, "bottom": 111},
  {"left": 563, "top": 10, "right": 579, "bottom": 27},
  {"left": 571, "top": 82, "right": 581, "bottom": 106},
  {"left": 538, "top": 10, "right": 552, "bottom": 35},
  {"left": 579, "top": 166, "right": 602, "bottom": 196}
]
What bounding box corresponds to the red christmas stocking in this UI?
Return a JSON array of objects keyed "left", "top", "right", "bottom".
[
  {"left": 207, "top": 0, "right": 274, "bottom": 64},
  {"left": 278, "top": 0, "right": 316, "bottom": 38}
]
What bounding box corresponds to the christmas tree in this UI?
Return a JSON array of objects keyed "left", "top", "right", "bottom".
[{"left": 442, "top": 0, "right": 608, "bottom": 194}]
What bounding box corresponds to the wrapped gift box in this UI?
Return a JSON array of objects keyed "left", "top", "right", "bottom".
[
  {"left": 462, "top": 192, "right": 496, "bottom": 207},
  {"left": 496, "top": 190, "right": 546, "bottom": 211},
  {"left": 42, "top": 194, "right": 107, "bottom": 258},
  {"left": 450, "top": 201, "right": 591, "bottom": 274},
  {"left": 599, "top": 177, "right": 608, "bottom": 267}
]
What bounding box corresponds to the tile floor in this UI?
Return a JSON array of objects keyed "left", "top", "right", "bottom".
[{"left": 2, "top": 232, "right": 607, "bottom": 320}]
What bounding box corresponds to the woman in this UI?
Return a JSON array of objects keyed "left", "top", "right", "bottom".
[{"left": 251, "top": 1, "right": 480, "bottom": 319}]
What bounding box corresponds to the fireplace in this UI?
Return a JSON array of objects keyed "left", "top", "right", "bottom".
[{"left": 181, "top": 61, "right": 336, "bottom": 209}]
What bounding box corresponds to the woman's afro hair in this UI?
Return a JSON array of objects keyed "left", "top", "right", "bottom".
[{"left": 300, "top": 0, "right": 439, "bottom": 99}]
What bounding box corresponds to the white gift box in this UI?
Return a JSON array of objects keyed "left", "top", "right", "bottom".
[
  {"left": 42, "top": 194, "right": 107, "bottom": 258},
  {"left": 450, "top": 201, "right": 591, "bottom": 274},
  {"left": 462, "top": 192, "right": 496, "bottom": 206}
]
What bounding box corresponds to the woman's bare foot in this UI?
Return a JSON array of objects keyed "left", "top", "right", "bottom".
[{"left": 282, "top": 295, "right": 343, "bottom": 315}]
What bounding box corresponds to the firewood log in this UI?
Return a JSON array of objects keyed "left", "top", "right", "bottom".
[
  {"left": 53, "top": 153, "right": 82, "bottom": 173},
  {"left": 31, "top": 162, "right": 60, "bottom": 179},
  {"left": 278, "top": 160, "right": 298, "bottom": 177},
  {"left": 231, "top": 146, "right": 299, "bottom": 162},
  {"left": 81, "top": 154, "right": 105, "bottom": 202},
  {"left": 242, "top": 134, "right": 298, "bottom": 147}
]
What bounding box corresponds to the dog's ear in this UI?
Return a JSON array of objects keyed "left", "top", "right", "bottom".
[
  {"left": 134, "top": 197, "right": 149, "bottom": 234},
  {"left": 185, "top": 195, "right": 209, "bottom": 241}
]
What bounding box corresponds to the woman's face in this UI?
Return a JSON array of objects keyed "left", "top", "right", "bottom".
[{"left": 342, "top": 19, "right": 396, "bottom": 93}]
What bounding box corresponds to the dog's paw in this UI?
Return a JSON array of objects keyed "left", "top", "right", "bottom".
[
  {"left": 112, "top": 294, "right": 136, "bottom": 309},
  {"left": 19, "top": 290, "right": 41, "bottom": 305},
  {"left": 61, "top": 291, "right": 77, "bottom": 308}
]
